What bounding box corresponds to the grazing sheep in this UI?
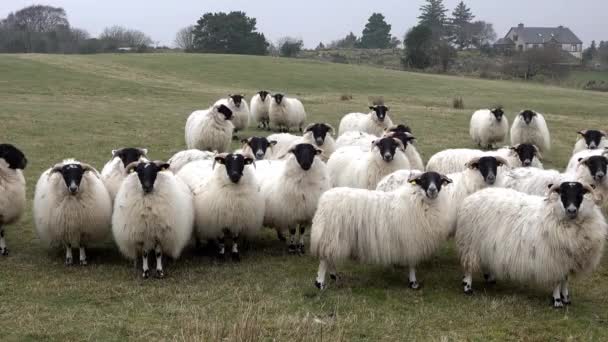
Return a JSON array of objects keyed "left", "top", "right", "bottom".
[
  {"left": 268, "top": 93, "right": 307, "bottom": 132},
  {"left": 311, "top": 172, "right": 453, "bottom": 290},
  {"left": 572, "top": 130, "right": 608, "bottom": 155},
  {"left": 112, "top": 161, "right": 193, "bottom": 278},
  {"left": 215, "top": 94, "right": 250, "bottom": 134},
  {"left": 185, "top": 104, "right": 234, "bottom": 153},
  {"left": 256, "top": 143, "right": 330, "bottom": 254},
  {"left": 177, "top": 153, "right": 263, "bottom": 261},
  {"left": 338, "top": 105, "right": 394, "bottom": 136},
  {"left": 469, "top": 108, "right": 509, "bottom": 149},
  {"left": 456, "top": 183, "right": 606, "bottom": 308},
  {"left": 327, "top": 137, "right": 410, "bottom": 190},
  {"left": 237, "top": 136, "right": 277, "bottom": 160},
  {"left": 510, "top": 110, "right": 551, "bottom": 152},
  {"left": 101, "top": 147, "right": 148, "bottom": 200},
  {"left": 167, "top": 149, "right": 215, "bottom": 172},
  {"left": 34, "top": 159, "right": 112, "bottom": 266},
  {"left": 0, "top": 144, "right": 27, "bottom": 256},
  {"left": 250, "top": 90, "right": 271, "bottom": 129}
]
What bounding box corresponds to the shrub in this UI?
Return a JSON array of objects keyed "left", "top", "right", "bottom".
[
  {"left": 340, "top": 94, "right": 353, "bottom": 101},
  {"left": 453, "top": 97, "right": 464, "bottom": 109}
]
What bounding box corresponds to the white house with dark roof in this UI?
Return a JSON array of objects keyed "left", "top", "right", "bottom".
[{"left": 495, "top": 24, "right": 583, "bottom": 59}]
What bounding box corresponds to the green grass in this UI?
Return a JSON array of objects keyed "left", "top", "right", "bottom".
[{"left": 2, "top": 53, "right": 608, "bottom": 341}]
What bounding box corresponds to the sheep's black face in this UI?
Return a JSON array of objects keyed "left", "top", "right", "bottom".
[
  {"left": 579, "top": 130, "right": 605, "bottom": 149},
  {"left": 258, "top": 90, "right": 269, "bottom": 101},
  {"left": 388, "top": 124, "right": 412, "bottom": 134},
  {"left": 216, "top": 154, "right": 253, "bottom": 183},
  {"left": 552, "top": 182, "right": 589, "bottom": 219},
  {"left": 470, "top": 156, "right": 503, "bottom": 185},
  {"left": 512, "top": 144, "right": 537, "bottom": 167},
  {"left": 134, "top": 162, "right": 168, "bottom": 194},
  {"left": 60, "top": 164, "right": 85, "bottom": 195},
  {"left": 273, "top": 93, "right": 284, "bottom": 105},
  {"left": 582, "top": 156, "right": 608, "bottom": 182},
  {"left": 491, "top": 108, "right": 504, "bottom": 122},
  {"left": 0, "top": 144, "right": 27, "bottom": 170},
  {"left": 230, "top": 95, "right": 244, "bottom": 108},
  {"left": 410, "top": 172, "right": 452, "bottom": 199},
  {"left": 370, "top": 105, "right": 389, "bottom": 122},
  {"left": 243, "top": 137, "right": 275, "bottom": 160},
  {"left": 520, "top": 110, "right": 536, "bottom": 125},
  {"left": 217, "top": 104, "right": 233, "bottom": 120},
  {"left": 291, "top": 144, "right": 321, "bottom": 171},
  {"left": 306, "top": 123, "right": 332, "bottom": 146},
  {"left": 389, "top": 132, "right": 415, "bottom": 149},
  {"left": 114, "top": 148, "right": 147, "bottom": 168},
  {"left": 375, "top": 137, "right": 400, "bottom": 162}
]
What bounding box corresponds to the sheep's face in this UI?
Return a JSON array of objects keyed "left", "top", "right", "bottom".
[
  {"left": 216, "top": 104, "right": 233, "bottom": 121},
  {"left": 468, "top": 156, "right": 504, "bottom": 185},
  {"left": 242, "top": 137, "right": 276, "bottom": 160},
  {"left": 258, "top": 90, "right": 269, "bottom": 101},
  {"left": 409, "top": 172, "right": 452, "bottom": 199},
  {"left": 215, "top": 153, "right": 253, "bottom": 183},
  {"left": 370, "top": 105, "right": 389, "bottom": 122},
  {"left": 132, "top": 162, "right": 169, "bottom": 194},
  {"left": 491, "top": 108, "right": 504, "bottom": 122},
  {"left": 273, "top": 93, "right": 284, "bottom": 105},
  {"left": 386, "top": 132, "right": 415, "bottom": 149},
  {"left": 0, "top": 144, "right": 27, "bottom": 170},
  {"left": 290, "top": 144, "right": 321, "bottom": 171},
  {"left": 229, "top": 94, "right": 245, "bottom": 108},
  {"left": 373, "top": 137, "right": 403, "bottom": 162},
  {"left": 578, "top": 130, "right": 606, "bottom": 149},
  {"left": 112, "top": 147, "right": 148, "bottom": 168},
  {"left": 305, "top": 123, "right": 333, "bottom": 146},
  {"left": 520, "top": 110, "right": 537, "bottom": 125},
  {"left": 387, "top": 124, "right": 411, "bottom": 134},
  {"left": 58, "top": 164, "right": 85, "bottom": 195},
  {"left": 580, "top": 156, "right": 608, "bottom": 182},
  {"left": 511, "top": 144, "right": 538, "bottom": 167},
  {"left": 549, "top": 182, "right": 590, "bottom": 219}
]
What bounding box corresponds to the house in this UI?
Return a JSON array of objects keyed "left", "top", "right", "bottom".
[{"left": 495, "top": 24, "right": 583, "bottom": 59}]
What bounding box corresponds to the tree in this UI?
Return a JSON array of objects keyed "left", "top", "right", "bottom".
[
  {"left": 316, "top": 42, "right": 325, "bottom": 50},
  {"left": 329, "top": 32, "right": 359, "bottom": 49},
  {"left": 359, "top": 13, "right": 392, "bottom": 49},
  {"left": 402, "top": 25, "right": 434, "bottom": 69},
  {"left": 450, "top": 1, "right": 475, "bottom": 49},
  {"left": 434, "top": 40, "right": 457, "bottom": 72},
  {"left": 0, "top": 5, "right": 70, "bottom": 52},
  {"left": 469, "top": 21, "right": 496, "bottom": 49},
  {"left": 277, "top": 37, "right": 303, "bottom": 57},
  {"left": 100, "top": 26, "right": 153, "bottom": 50},
  {"left": 389, "top": 36, "right": 401, "bottom": 49},
  {"left": 418, "top": 0, "right": 448, "bottom": 39},
  {"left": 583, "top": 40, "right": 597, "bottom": 63},
  {"left": 174, "top": 25, "right": 195, "bottom": 51},
  {"left": 192, "top": 11, "right": 268, "bottom": 55}
]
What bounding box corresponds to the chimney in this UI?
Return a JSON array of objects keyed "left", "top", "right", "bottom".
[{"left": 518, "top": 23, "right": 524, "bottom": 29}]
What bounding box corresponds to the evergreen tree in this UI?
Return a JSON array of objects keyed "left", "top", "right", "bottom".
[
  {"left": 450, "top": 1, "right": 475, "bottom": 49},
  {"left": 359, "top": 13, "right": 392, "bottom": 49},
  {"left": 418, "top": 0, "right": 448, "bottom": 39}
]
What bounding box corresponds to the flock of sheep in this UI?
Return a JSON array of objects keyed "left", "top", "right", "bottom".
[{"left": 0, "top": 92, "right": 606, "bottom": 309}]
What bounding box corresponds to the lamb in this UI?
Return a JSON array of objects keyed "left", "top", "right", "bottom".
[
  {"left": 250, "top": 90, "right": 271, "bottom": 129},
  {"left": 100, "top": 147, "right": 149, "bottom": 200},
  {"left": 572, "top": 130, "right": 608, "bottom": 155},
  {"left": 215, "top": 94, "right": 250, "bottom": 135},
  {"left": 311, "top": 172, "right": 453, "bottom": 290},
  {"left": 469, "top": 108, "right": 509, "bottom": 149},
  {"left": 327, "top": 137, "right": 410, "bottom": 190},
  {"left": 510, "top": 109, "right": 551, "bottom": 152},
  {"left": 265, "top": 123, "right": 336, "bottom": 162},
  {"left": 268, "top": 93, "right": 307, "bottom": 132},
  {"left": 185, "top": 103, "right": 234, "bottom": 153},
  {"left": 177, "top": 153, "right": 263, "bottom": 261},
  {"left": 338, "top": 105, "right": 394, "bottom": 136},
  {"left": 167, "top": 149, "right": 215, "bottom": 172},
  {"left": 456, "top": 183, "right": 606, "bottom": 308},
  {"left": 256, "top": 143, "right": 330, "bottom": 254},
  {"left": 237, "top": 136, "right": 277, "bottom": 160},
  {"left": 33, "top": 159, "right": 112, "bottom": 266},
  {"left": 112, "top": 160, "right": 194, "bottom": 279},
  {"left": 0, "top": 144, "right": 27, "bottom": 256}
]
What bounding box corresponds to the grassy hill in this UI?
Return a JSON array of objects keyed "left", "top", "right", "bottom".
[{"left": 2, "top": 53, "right": 608, "bottom": 341}]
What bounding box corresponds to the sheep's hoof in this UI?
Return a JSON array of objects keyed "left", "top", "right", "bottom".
[
  {"left": 409, "top": 281, "right": 421, "bottom": 290},
  {"left": 483, "top": 274, "right": 496, "bottom": 285},
  {"left": 155, "top": 270, "right": 165, "bottom": 279},
  {"left": 142, "top": 270, "right": 150, "bottom": 279},
  {"left": 314, "top": 280, "right": 325, "bottom": 290},
  {"left": 462, "top": 282, "right": 473, "bottom": 295},
  {"left": 231, "top": 252, "right": 240, "bottom": 262},
  {"left": 287, "top": 244, "right": 297, "bottom": 254},
  {"left": 1, "top": 248, "right": 8, "bottom": 256},
  {"left": 80, "top": 259, "right": 88, "bottom": 266},
  {"left": 297, "top": 244, "right": 305, "bottom": 255},
  {"left": 65, "top": 257, "right": 73, "bottom": 266},
  {"left": 561, "top": 294, "right": 571, "bottom": 305},
  {"left": 330, "top": 273, "right": 338, "bottom": 281},
  {"left": 276, "top": 231, "right": 287, "bottom": 242},
  {"left": 552, "top": 297, "right": 564, "bottom": 309}
]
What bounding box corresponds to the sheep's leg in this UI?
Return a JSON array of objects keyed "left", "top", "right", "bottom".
[
  {"left": 155, "top": 244, "right": 164, "bottom": 278},
  {"left": 560, "top": 277, "right": 571, "bottom": 305},
  {"left": 408, "top": 266, "right": 420, "bottom": 290},
  {"left": 231, "top": 234, "right": 240, "bottom": 262},
  {"left": 483, "top": 272, "right": 496, "bottom": 284},
  {"left": 79, "top": 246, "right": 87, "bottom": 266},
  {"left": 297, "top": 225, "right": 306, "bottom": 255},
  {"left": 0, "top": 226, "right": 7, "bottom": 256},
  {"left": 552, "top": 283, "right": 564, "bottom": 308},
  {"left": 276, "top": 229, "right": 286, "bottom": 242},
  {"left": 65, "top": 244, "right": 73, "bottom": 266},
  {"left": 462, "top": 272, "right": 473, "bottom": 295},
  {"left": 142, "top": 251, "right": 150, "bottom": 279},
  {"left": 329, "top": 261, "right": 339, "bottom": 281},
  {"left": 287, "top": 228, "right": 297, "bottom": 254},
  {"left": 315, "top": 259, "right": 328, "bottom": 290},
  {"left": 217, "top": 236, "right": 226, "bottom": 261}
]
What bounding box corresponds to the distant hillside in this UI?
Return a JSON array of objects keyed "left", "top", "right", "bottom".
[{"left": 297, "top": 48, "right": 403, "bottom": 70}]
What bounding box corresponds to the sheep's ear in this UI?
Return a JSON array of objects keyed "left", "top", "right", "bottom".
[
  {"left": 240, "top": 138, "right": 249, "bottom": 145},
  {"left": 370, "top": 140, "right": 378, "bottom": 150},
  {"left": 600, "top": 130, "right": 608, "bottom": 137},
  {"left": 214, "top": 156, "right": 226, "bottom": 165},
  {"left": 160, "top": 163, "right": 170, "bottom": 171},
  {"left": 140, "top": 148, "right": 148, "bottom": 156},
  {"left": 111, "top": 149, "right": 119, "bottom": 157},
  {"left": 547, "top": 183, "right": 561, "bottom": 195},
  {"left": 244, "top": 157, "right": 254, "bottom": 165},
  {"left": 125, "top": 162, "right": 139, "bottom": 174},
  {"left": 466, "top": 157, "right": 480, "bottom": 169},
  {"left": 495, "top": 157, "right": 509, "bottom": 168},
  {"left": 577, "top": 130, "right": 587, "bottom": 136},
  {"left": 385, "top": 106, "right": 390, "bottom": 112},
  {"left": 441, "top": 176, "right": 453, "bottom": 185},
  {"left": 326, "top": 124, "right": 336, "bottom": 135},
  {"left": 369, "top": 106, "right": 375, "bottom": 110},
  {"left": 395, "top": 139, "right": 406, "bottom": 152},
  {"left": 315, "top": 148, "right": 323, "bottom": 155},
  {"left": 269, "top": 140, "right": 278, "bottom": 146}
]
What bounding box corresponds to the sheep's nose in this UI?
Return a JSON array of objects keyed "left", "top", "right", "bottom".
[
  {"left": 69, "top": 185, "right": 78, "bottom": 194},
  {"left": 523, "top": 159, "right": 531, "bottom": 166},
  {"left": 427, "top": 186, "right": 438, "bottom": 199},
  {"left": 315, "top": 137, "right": 324, "bottom": 146},
  {"left": 486, "top": 174, "right": 496, "bottom": 184},
  {"left": 229, "top": 173, "right": 242, "bottom": 183},
  {"left": 595, "top": 172, "right": 605, "bottom": 181},
  {"left": 383, "top": 153, "right": 393, "bottom": 162},
  {"left": 589, "top": 143, "right": 597, "bottom": 149},
  {"left": 566, "top": 207, "right": 578, "bottom": 218}
]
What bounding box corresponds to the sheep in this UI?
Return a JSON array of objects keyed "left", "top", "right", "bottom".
[
  {"left": 426, "top": 146, "right": 533, "bottom": 175},
  {"left": 494, "top": 144, "right": 543, "bottom": 169},
  {"left": 338, "top": 105, "right": 394, "bottom": 136},
  {"left": 177, "top": 153, "right": 263, "bottom": 261},
  {"left": 185, "top": 104, "right": 234, "bottom": 153},
  {"left": 469, "top": 108, "right": 509, "bottom": 149},
  {"left": 376, "top": 169, "right": 422, "bottom": 192},
  {"left": 499, "top": 167, "right": 564, "bottom": 196},
  {"left": 237, "top": 136, "right": 277, "bottom": 160},
  {"left": 256, "top": 143, "right": 330, "bottom": 254},
  {"left": 33, "top": 159, "right": 112, "bottom": 266},
  {"left": 455, "top": 183, "right": 606, "bottom": 308},
  {"left": 100, "top": 147, "right": 148, "bottom": 201},
  {"left": 250, "top": 90, "right": 271, "bottom": 129},
  {"left": 510, "top": 109, "right": 551, "bottom": 153},
  {"left": 167, "top": 149, "right": 215, "bottom": 172},
  {"left": 565, "top": 149, "right": 607, "bottom": 173},
  {"left": 327, "top": 137, "right": 410, "bottom": 190},
  {"left": 215, "top": 95, "right": 250, "bottom": 137},
  {"left": 112, "top": 160, "right": 194, "bottom": 278},
  {"left": 311, "top": 171, "right": 453, "bottom": 290},
  {"left": 572, "top": 130, "right": 608, "bottom": 155},
  {"left": 0, "top": 144, "right": 27, "bottom": 256},
  {"left": 264, "top": 123, "right": 336, "bottom": 162},
  {"left": 268, "top": 93, "right": 307, "bottom": 132}
]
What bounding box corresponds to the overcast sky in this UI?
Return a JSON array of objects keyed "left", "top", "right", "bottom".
[{"left": 1, "top": 0, "right": 606, "bottom": 48}]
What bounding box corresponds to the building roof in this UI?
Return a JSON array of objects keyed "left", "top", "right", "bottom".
[
  {"left": 508, "top": 26, "right": 582, "bottom": 44},
  {"left": 494, "top": 37, "right": 514, "bottom": 46}
]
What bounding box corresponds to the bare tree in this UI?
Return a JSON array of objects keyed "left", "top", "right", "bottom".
[
  {"left": 174, "top": 25, "right": 195, "bottom": 51},
  {"left": 100, "top": 25, "right": 153, "bottom": 48}
]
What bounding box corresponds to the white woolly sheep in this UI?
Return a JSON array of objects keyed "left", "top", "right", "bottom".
[
  {"left": 494, "top": 144, "right": 543, "bottom": 169},
  {"left": 112, "top": 160, "right": 194, "bottom": 279},
  {"left": 250, "top": 90, "right": 271, "bottom": 129},
  {"left": 34, "top": 159, "right": 112, "bottom": 266},
  {"left": 265, "top": 123, "right": 336, "bottom": 162},
  {"left": 268, "top": 93, "right": 307, "bottom": 132},
  {"left": 327, "top": 137, "right": 410, "bottom": 190},
  {"left": 456, "top": 183, "right": 606, "bottom": 308},
  {"left": 167, "top": 149, "right": 215, "bottom": 172},
  {"left": 100, "top": 147, "right": 148, "bottom": 201},
  {"left": 311, "top": 171, "right": 453, "bottom": 290},
  {"left": 215, "top": 94, "right": 250, "bottom": 134},
  {"left": 469, "top": 108, "right": 509, "bottom": 148},
  {"left": 177, "top": 153, "right": 264, "bottom": 261},
  {"left": 0, "top": 144, "right": 27, "bottom": 256},
  {"left": 236, "top": 136, "right": 277, "bottom": 160},
  {"left": 185, "top": 103, "right": 234, "bottom": 153},
  {"left": 425, "top": 146, "right": 530, "bottom": 174},
  {"left": 338, "top": 105, "right": 394, "bottom": 136},
  {"left": 572, "top": 130, "right": 608, "bottom": 155},
  {"left": 510, "top": 109, "right": 551, "bottom": 152},
  {"left": 565, "top": 149, "right": 607, "bottom": 173}
]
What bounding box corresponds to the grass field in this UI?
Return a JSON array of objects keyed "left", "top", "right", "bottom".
[{"left": 2, "top": 53, "right": 608, "bottom": 341}]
